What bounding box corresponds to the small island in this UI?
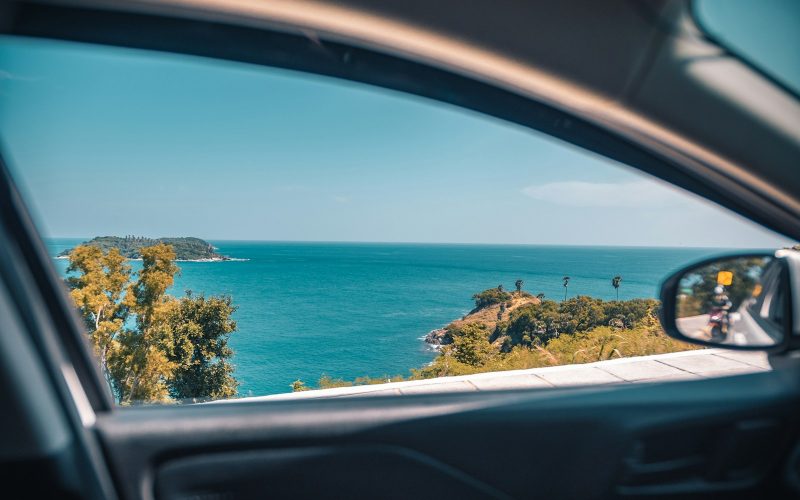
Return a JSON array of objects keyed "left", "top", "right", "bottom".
[{"left": 58, "top": 236, "right": 235, "bottom": 261}]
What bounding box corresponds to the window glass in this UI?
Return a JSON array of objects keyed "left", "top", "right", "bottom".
[
  {"left": 695, "top": 0, "right": 800, "bottom": 95},
  {"left": 0, "top": 36, "right": 792, "bottom": 404}
]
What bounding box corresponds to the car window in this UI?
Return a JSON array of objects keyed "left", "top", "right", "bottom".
[
  {"left": 0, "top": 35, "right": 793, "bottom": 404},
  {"left": 695, "top": 0, "right": 800, "bottom": 95}
]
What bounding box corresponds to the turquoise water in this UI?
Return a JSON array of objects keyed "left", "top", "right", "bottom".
[{"left": 47, "top": 240, "right": 734, "bottom": 395}]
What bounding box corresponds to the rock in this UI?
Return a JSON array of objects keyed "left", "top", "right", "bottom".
[{"left": 424, "top": 328, "right": 452, "bottom": 346}]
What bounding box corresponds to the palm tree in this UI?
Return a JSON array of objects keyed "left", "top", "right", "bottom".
[
  {"left": 515, "top": 279, "right": 523, "bottom": 294},
  {"left": 612, "top": 275, "right": 622, "bottom": 300},
  {"left": 562, "top": 276, "right": 570, "bottom": 301}
]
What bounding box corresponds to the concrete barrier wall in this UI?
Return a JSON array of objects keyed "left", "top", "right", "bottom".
[{"left": 217, "top": 348, "right": 770, "bottom": 403}]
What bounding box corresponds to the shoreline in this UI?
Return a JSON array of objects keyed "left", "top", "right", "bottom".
[{"left": 54, "top": 255, "right": 249, "bottom": 262}]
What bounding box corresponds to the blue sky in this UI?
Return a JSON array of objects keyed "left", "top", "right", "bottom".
[{"left": 0, "top": 2, "right": 796, "bottom": 248}]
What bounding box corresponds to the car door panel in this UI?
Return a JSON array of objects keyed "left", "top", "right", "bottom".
[
  {"left": 96, "top": 369, "right": 800, "bottom": 500},
  {"left": 156, "top": 445, "right": 508, "bottom": 500}
]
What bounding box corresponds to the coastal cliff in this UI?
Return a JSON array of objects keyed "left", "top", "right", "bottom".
[{"left": 425, "top": 290, "right": 540, "bottom": 346}]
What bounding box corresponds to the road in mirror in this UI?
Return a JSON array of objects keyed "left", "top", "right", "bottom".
[{"left": 676, "top": 256, "right": 782, "bottom": 347}]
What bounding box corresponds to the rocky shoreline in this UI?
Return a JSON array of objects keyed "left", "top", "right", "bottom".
[
  {"left": 424, "top": 327, "right": 451, "bottom": 347},
  {"left": 55, "top": 255, "right": 248, "bottom": 263},
  {"left": 422, "top": 292, "right": 541, "bottom": 348}
]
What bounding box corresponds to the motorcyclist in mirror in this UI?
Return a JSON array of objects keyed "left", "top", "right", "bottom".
[{"left": 708, "top": 285, "right": 733, "bottom": 341}]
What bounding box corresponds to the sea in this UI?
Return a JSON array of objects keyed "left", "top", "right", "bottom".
[{"left": 46, "top": 239, "right": 743, "bottom": 396}]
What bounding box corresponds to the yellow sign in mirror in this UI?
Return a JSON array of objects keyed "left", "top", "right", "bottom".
[{"left": 717, "top": 271, "right": 733, "bottom": 286}]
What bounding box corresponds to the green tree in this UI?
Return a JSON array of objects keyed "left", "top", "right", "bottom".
[
  {"left": 501, "top": 296, "right": 659, "bottom": 349},
  {"left": 166, "top": 292, "right": 238, "bottom": 400},
  {"left": 515, "top": 279, "right": 524, "bottom": 294},
  {"left": 562, "top": 276, "right": 570, "bottom": 301},
  {"left": 505, "top": 300, "right": 562, "bottom": 346},
  {"left": 66, "top": 243, "right": 239, "bottom": 404},
  {"left": 113, "top": 244, "right": 180, "bottom": 403},
  {"left": 612, "top": 275, "right": 622, "bottom": 300},
  {"left": 449, "top": 323, "right": 494, "bottom": 366},
  {"left": 558, "top": 296, "right": 607, "bottom": 333},
  {"left": 472, "top": 287, "right": 512, "bottom": 310},
  {"left": 66, "top": 246, "right": 131, "bottom": 387},
  {"left": 603, "top": 298, "right": 656, "bottom": 328}
]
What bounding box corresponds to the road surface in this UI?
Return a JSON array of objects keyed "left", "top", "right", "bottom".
[{"left": 676, "top": 304, "right": 776, "bottom": 346}]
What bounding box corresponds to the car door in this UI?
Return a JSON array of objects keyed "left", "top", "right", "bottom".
[{"left": 1, "top": 1, "right": 800, "bottom": 499}]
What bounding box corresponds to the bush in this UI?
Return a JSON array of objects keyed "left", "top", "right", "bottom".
[
  {"left": 317, "top": 374, "right": 353, "bottom": 389},
  {"left": 472, "top": 288, "right": 513, "bottom": 310},
  {"left": 504, "top": 300, "right": 562, "bottom": 346},
  {"left": 291, "top": 380, "right": 309, "bottom": 392},
  {"left": 300, "top": 297, "right": 691, "bottom": 389},
  {"left": 413, "top": 315, "right": 699, "bottom": 379},
  {"left": 502, "top": 297, "right": 659, "bottom": 348},
  {"left": 449, "top": 323, "right": 495, "bottom": 366}
]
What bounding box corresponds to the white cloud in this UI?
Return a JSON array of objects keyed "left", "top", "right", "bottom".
[
  {"left": 521, "top": 180, "right": 678, "bottom": 207},
  {"left": 332, "top": 195, "right": 350, "bottom": 204}
]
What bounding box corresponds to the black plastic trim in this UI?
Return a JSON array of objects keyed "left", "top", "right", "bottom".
[
  {"left": 0, "top": 154, "right": 117, "bottom": 498},
  {"left": 0, "top": 154, "right": 113, "bottom": 411}
]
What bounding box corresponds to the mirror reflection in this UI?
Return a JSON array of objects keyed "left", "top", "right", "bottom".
[{"left": 675, "top": 256, "right": 783, "bottom": 347}]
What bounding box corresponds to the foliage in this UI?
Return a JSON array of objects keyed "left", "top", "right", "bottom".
[
  {"left": 311, "top": 295, "right": 693, "bottom": 387},
  {"left": 612, "top": 275, "right": 622, "bottom": 299},
  {"left": 504, "top": 299, "right": 563, "bottom": 346},
  {"left": 111, "top": 244, "right": 179, "bottom": 403},
  {"left": 472, "top": 287, "right": 512, "bottom": 310},
  {"left": 313, "top": 373, "right": 407, "bottom": 390},
  {"left": 449, "top": 323, "right": 495, "bottom": 366},
  {"left": 291, "top": 380, "right": 310, "bottom": 392},
  {"left": 352, "top": 375, "right": 406, "bottom": 385},
  {"left": 66, "top": 245, "right": 131, "bottom": 386},
  {"left": 317, "top": 374, "right": 354, "bottom": 389},
  {"left": 544, "top": 313, "right": 697, "bottom": 363},
  {"left": 66, "top": 244, "right": 238, "bottom": 404},
  {"left": 412, "top": 308, "right": 698, "bottom": 379},
  {"left": 501, "top": 296, "right": 658, "bottom": 348},
  {"left": 166, "top": 292, "right": 238, "bottom": 400},
  {"left": 60, "top": 235, "right": 229, "bottom": 261}
]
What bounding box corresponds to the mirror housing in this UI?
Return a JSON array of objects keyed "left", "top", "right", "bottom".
[{"left": 659, "top": 251, "right": 798, "bottom": 351}]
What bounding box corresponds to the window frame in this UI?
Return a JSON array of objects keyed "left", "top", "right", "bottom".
[{"left": 1, "top": 1, "right": 798, "bottom": 411}]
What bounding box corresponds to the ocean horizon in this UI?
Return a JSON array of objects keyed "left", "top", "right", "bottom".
[{"left": 46, "top": 239, "right": 767, "bottom": 396}]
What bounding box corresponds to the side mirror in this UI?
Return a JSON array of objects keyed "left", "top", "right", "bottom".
[{"left": 659, "top": 252, "right": 794, "bottom": 351}]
